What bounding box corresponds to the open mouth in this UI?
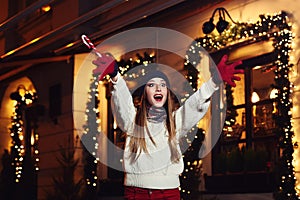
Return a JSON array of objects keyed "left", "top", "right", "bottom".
[{"left": 154, "top": 94, "right": 163, "bottom": 101}]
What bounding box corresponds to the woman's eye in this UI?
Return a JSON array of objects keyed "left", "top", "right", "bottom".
[
  {"left": 161, "top": 83, "right": 166, "bottom": 87},
  {"left": 147, "top": 83, "right": 154, "bottom": 87}
]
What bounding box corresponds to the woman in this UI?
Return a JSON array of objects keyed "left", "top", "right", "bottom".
[{"left": 92, "top": 54, "right": 243, "bottom": 200}]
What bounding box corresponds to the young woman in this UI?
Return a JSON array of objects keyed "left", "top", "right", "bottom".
[{"left": 92, "top": 54, "right": 243, "bottom": 200}]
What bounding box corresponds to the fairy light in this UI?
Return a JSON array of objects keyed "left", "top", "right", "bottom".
[
  {"left": 185, "top": 11, "right": 299, "bottom": 199},
  {"left": 82, "top": 75, "right": 100, "bottom": 189},
  {"left": 180, "top": 128, "right": 206, "bottom": 198},
  {"left": 83, "top": 52, "right": 156, "bottom": 190},
  {"left": 9, "top": 88, "right": 38, "bottom": 182},
  {"left": 271, "top": 12, "right": 299, "bottom": 198},
  {"left": 118, "top": 52, "right": 155, "bottom": 77}
]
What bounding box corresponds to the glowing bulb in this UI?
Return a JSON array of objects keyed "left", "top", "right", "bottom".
[
  {"left": 270, "top": 88, "right": 278, "bottom": 99},
  {"left": 251, "top": 92, "right": 260, "bottom": 103}
]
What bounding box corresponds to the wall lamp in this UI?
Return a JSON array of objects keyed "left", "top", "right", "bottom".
[
  {"left": 202, "top": 7, "right": 237, "bottom": 34},
  {"left": 10, "top": 85, "right": 35, "bottom": 102}
]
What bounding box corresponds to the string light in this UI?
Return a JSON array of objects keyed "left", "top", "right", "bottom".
[
  {"left": 180, "top": 128, "right": 206, "bottom": 198},
  {"left": 82, "top": 75, "right": 100, "bottom": 190},
  {"left": 185, "top": 11, "right": 299, "bottom": 199},
  {"left": 9, "top": 88, "right": 38, "bottom": 182},
  {"left": 82, "top": 52, "right": 156, "bottom": 191}
]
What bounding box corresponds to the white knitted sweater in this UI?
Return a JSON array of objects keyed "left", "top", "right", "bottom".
[{"left": 111, "top": 74, "right": 218, "bottom": 189}]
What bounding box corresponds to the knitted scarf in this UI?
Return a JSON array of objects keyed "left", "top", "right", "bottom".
[{"left": 147, "top": 105, "right": 167, "bottom": 123}]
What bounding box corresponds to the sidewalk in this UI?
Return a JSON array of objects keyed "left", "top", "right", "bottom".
[
  {"left": 200, "top": 193, "right": 273, "bottom": 200},
  {"left": 98, "top": 193, "right": 273, "bottom": 200}
]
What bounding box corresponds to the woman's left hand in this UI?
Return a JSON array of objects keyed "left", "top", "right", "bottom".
[{"left": 213, "top": 55, "right": 244, "bottom": 87}]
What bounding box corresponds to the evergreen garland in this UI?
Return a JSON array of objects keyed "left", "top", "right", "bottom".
[
  {"left": 180, "top": 128, "right": 205, "bottom": 199},
  {"left": 118, "top": 52, "right": 156, "bottom": 77},
  {"left": 82, "top": 52, "right": 155, "bottom": 197},
  {"left": 185, "top": 11, "right": 298, "bottom": 199},
  {"left": 223, "top": 84, "right": 238, "bottom": 134},
  {"left": 81, "top": 74, "right": 100, "bottom": 198},
  {"left": 9, "top": 88, "right": 38, "bottom": 183},
  {"left": 271, "top": 14, "right": 298, "bottom": 200},
  {"left": 10, "top": 93, "right": 26, "bottom": 183}
]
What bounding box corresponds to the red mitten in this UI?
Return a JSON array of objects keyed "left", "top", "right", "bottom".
[
  {"left": 213, "top": 55, "right": 244, "bottom": 87},
  {"left": 92, "top": 53, "right": 118, "bottom": 80}
]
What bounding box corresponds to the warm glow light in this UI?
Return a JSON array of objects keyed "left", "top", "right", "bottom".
[
  {"left": 19, "top": 135, "right": 24, "bottom": 141},
  {"left": 31, "top": 134, "right": 35, "bottom": 145},
  {"left": 29, "top": 38, "right": 40, "bottom": 44},
  {"left": 270, "top": 88, "right": 278, "bottom": 99},
  {"left": 2, "top": 50, "right": 16, "bottom": 58},
  {"left": 251, "top": 92, "right": 260, "bottom": 103},
  {"left": 66, "top": 43, "right": 74, "bottom": 48},
  {"left": 42, "top": 5, "right": 51, "bottom": 12}
]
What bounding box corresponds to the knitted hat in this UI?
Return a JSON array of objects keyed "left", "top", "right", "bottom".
[
  {"left": 126, "top": 63, "right": 173, "bottom": 96},
  {"left": 131, "top": 70, "right": 170, "bottom": 97},
  {"left": 142, "top": 70, "right": 170, "bottom": 87}
]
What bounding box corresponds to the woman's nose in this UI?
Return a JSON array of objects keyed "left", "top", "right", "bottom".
[{"left": 155, "top": 84, "right": 161, "bottom": 91}]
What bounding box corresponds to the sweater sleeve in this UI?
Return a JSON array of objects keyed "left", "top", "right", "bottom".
[
  {"left": 174, "top": 78, "right": 218, "bottom": 138},
  {"left": 111, "top": 74, "right": 136, "bottom": 133}
]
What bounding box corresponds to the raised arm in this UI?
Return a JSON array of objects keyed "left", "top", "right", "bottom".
[
  {"left": 92, "top": 54, "right": 136, "bottom": 133},
  {"left": 175, "top": 78, "right": 218, "bottom": 138},
  {"left": 212, "top": 55, "right": 244, "bottom": 87},
  {"left": 175, "top": 54, "right": 243, "bottom": 138},
  {"left": 110, "top": 74, "right": 136, "bottom": 133}
]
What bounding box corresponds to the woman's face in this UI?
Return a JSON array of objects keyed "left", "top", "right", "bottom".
[{"left": 145, "top": 77, "right": 168, "bottom": 107}]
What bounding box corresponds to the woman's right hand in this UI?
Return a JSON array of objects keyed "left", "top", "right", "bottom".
[{"left": 92, "top": 53, "right": 118, "bottom": 80}]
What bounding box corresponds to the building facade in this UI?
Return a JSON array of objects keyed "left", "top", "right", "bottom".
[{"left": 0, "top": 0, "right": 300, "bottom": 199}]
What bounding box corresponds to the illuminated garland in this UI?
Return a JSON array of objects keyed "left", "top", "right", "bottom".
[
  {"left": 185, "top": 11, "right": 298, "bottom": 199},
  {"left": 82, "top": 52, "right": 155, "bottom": 193},
  {"left": 271, "top": 15, "right": 298, "bottom": 200},
  {"left": 82, "top": 74, "right": 100, "bottom": 192},
  {"left": 31, "top": 114, "right": 40, "bottom": 172},
  {"left": 180, "top": 128, "right": 205, "bottom": 199},
  {"left": 9, "top": 88, "right": 38, "bottom": 183},
  {"left": 118, "top": 52, "right": 155, "bottom": 77},
  {"left": 222, "top": 84, "right": 238, "bottom": 136}
]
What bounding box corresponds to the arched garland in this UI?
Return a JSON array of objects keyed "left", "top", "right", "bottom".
[{"left": 185, "top": 11, "right": 298, "bottom": 199}]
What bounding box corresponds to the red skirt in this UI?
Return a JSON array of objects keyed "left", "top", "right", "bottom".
[{"left": 124, "top": 186, "right": 180, "bottom": 200}]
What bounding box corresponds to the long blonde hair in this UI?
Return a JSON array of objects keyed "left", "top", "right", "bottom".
[{"left": 128, "top": 86, "right": 181, "bottom": 163}]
